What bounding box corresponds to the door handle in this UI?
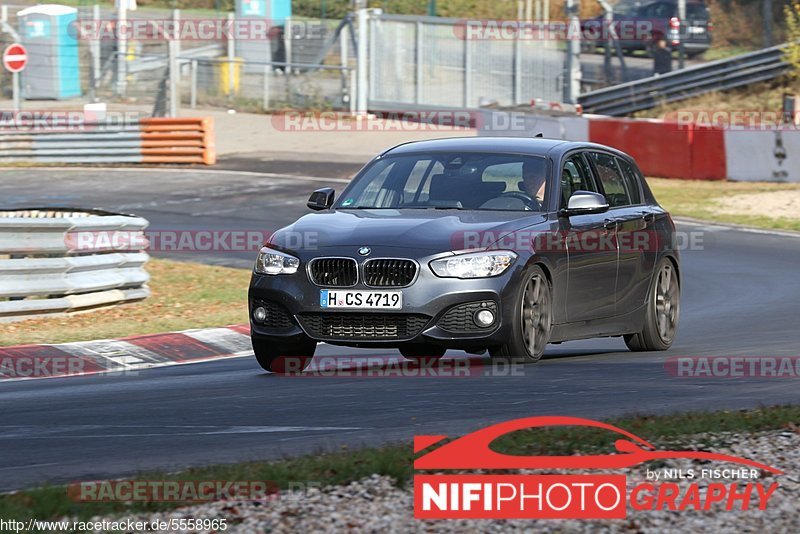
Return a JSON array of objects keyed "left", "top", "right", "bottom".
[
  {"left": 603, "top": 218, "right": 619, "bottom": 230},
  {"left": 640, "top": 211, "right": 656, "bottom": 223}
]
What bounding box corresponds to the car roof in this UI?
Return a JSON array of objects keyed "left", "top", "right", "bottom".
[
  {"left": 381, "top": 136, "right": 632, "bottom": 161},
  {"left": 382, "top": 136, "right": 569, "bottom": 157}
]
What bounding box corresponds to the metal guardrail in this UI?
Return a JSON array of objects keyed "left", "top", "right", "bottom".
[
  {"left": 0, "top": 209, "right": 150, "bottom": 320},
  {"left": 578, "top": 45, "right": 791, "bottom": 116},
  {"left": 0, "top": 118, "right": 216, "bottom": 164}
]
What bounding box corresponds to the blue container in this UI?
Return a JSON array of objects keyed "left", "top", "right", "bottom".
[
  {"left": 18, "top": 4, "right": 81, "bottom": 99},
  {"left": 237, "top": 0, "right": 292, "bottom": 23}
]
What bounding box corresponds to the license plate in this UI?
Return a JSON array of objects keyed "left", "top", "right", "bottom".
[
  {"left": 689, "top": 26, "right": 705, "bottom": 34},
  {"left": 320, "top": 289, "right": 402, "bottom": 309}
]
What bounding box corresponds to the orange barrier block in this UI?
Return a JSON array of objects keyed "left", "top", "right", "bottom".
[{"left": 138, "top": 117, "right": 216, "bottom": 165}]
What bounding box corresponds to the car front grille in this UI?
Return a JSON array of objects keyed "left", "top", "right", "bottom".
[
  {"left": 297, "top": 313, "right": 430, "bottom": 340},
  {"left": 436, "top": 301, "right": 498, "bottom": 333},
  {"left": 363, "top": 259, "right": 418, "bottom": 287},
  {"left": 308, "top": 258, "right": 358, "bottom": 286}
]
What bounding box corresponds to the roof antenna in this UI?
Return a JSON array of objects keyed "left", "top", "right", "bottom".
[{"left": 534, "top": 132, "right": 544, "bottom": 138}]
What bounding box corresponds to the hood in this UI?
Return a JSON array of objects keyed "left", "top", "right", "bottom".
[{"left": 269, "top": 209, "right": 547, "bottom": 253}]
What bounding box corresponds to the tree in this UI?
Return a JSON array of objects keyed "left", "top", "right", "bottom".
[{"left": 786, "top": 1, "right": 800, "bottom": 84}]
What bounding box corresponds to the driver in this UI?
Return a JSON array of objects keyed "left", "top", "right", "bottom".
[{"left": 521, "top": 159, "right": 547, "bottom": 203}]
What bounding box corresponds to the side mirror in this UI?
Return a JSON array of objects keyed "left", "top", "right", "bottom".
[
  {"left": 560, "top": 190, "right": 609, "bottom": 216},
  {"left": 307, "top": 188, "right": 335, "bottom": 211}
]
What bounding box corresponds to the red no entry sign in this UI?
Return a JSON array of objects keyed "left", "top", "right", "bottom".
[{"left": 3, "top": 43, "right": 28, "bottom": 73}]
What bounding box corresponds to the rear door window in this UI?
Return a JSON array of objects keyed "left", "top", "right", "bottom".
[
  {"left": 615, "top": 157, "right": 644, "bottom": 205},
  {"left": 588, "top": 152, "right": 633, "bottom": 208}
]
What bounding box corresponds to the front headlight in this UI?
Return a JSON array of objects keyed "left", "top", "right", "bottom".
[
  {"left": 429, "top": 250, "right": 517, "bottom": 279},
  {"left": 254, "top": 247, "right": 300, "bottom": 275}
]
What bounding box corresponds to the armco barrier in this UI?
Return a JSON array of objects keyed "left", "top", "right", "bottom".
[
  {"left": 0, "top": 209, "right": 150, "bottom": 320},
  {"left": 0, "top": 118, "right": 216, "bottom": 165}
]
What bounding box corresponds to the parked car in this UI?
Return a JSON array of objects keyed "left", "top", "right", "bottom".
[
  {"left": 248, "top": 137, "right": 680, "bottom": 373},
  {"left": 581, "top": 0, "right": 712, "bottom": 58}
]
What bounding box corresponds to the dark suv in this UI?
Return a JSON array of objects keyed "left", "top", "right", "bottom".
[{"left": 582, "top": 0, "right": 712, "bottom": 58}]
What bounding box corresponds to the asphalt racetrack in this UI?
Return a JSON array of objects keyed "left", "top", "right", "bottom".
[{"left": 1, "top": 167, "right": 799, "bottom": 491}]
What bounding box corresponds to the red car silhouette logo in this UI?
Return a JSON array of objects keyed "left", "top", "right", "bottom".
[{"left": 414, "top": 416, "right": 783, "bottom": 474}]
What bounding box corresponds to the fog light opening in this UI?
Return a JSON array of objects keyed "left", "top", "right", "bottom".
[
  {"left": 253, "top": 306, "right": 267, "bottom": 322},
  {"left": 474, "top": 309, "right": 495, "bottom": 328}
]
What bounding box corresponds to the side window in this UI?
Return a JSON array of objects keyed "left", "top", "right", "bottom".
[
  {"left": 615, "top": 157, "right": 643, "bottom": 205},
  {"left": 560, "top": 153, "right": 597, "bottom": 207},
  {"left": 588, "top": 152, "right": 633, "bottom": 208}
]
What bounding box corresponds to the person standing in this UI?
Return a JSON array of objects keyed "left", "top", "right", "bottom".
[{"left": 653, "top": 39, "right": 673, "bottom": 75}]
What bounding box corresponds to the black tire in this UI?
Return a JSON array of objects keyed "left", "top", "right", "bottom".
[
  {"left": 625, "top": 258, "right": 680, "bottom": 352},
  {"left": 400, "top": 344, "right": 446, "bottom": 362},
  {"left": 252, "top": 336, "right": 316, "bottom": 374},
  {"left": 489, "top": 265, "right": 552, "bottom": 363}
]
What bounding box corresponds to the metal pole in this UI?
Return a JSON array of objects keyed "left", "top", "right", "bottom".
[
  {"left": 564, "top": 0, "right": 580, "bottom": 103},
  {"left": 263, "top": 64, "right": 271, "bottom": 111},
  {"left": 168, "top": 43, "right": 178, "bottom": 116},
  {"left": 190, "top": 59, "right": 197, "bottom": 108},
  {"left": 415, "top": 21, "right": 422, "bottom": 105},
  {"left": 12, "top": 71, "right": 20, "bottom": 112},
  {"left": 356, "top": 8, "right": 368, "bottom": 114},
  {"left": 173, "top": 9, "right": 181, "bottom": 58},
  {"left": 513, "top": 31, "right": 521, "bottom": 104},
  {"left": 116, "top": 2, "right": 127, "bottom": 97},
  {"left": 91, "top": 5, "right": 101, "bottom": 95},
  {"left": 227, "top": 12, "right": 235, "bottom": 97},
  {"left": 678, "top": 0, "right": 685, "bottom": 69},
  {"left": 464, "top": 35, "right": 472, "bottom": 108},
  {"left": 285, "top": 16, "right": 292, "bottom": 75}
]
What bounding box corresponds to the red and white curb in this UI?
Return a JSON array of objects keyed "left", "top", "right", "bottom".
[{"left": 0, "top": 325, "right": 253, "bottom": 381}]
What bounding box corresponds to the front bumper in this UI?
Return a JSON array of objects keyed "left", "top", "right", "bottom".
[{"left": 248, "top": 248, "right": 526, "bottom": 349}]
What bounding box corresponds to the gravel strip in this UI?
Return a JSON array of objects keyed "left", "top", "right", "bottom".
[{"left": 86, "top": 429, "right": 798, "bottom": 533}]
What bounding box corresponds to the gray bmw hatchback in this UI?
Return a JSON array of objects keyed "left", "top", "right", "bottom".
[{"left": 248, "top": 137, "right": 680, "bottom": 373}]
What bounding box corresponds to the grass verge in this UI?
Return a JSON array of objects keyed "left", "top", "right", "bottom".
[
  {"left": 647, "top": 177, "right": 800, "bottom": 232},
  {"left": 1, "top": 405, "right": 797, "bottom": 522},
  {"left": 0, "top": 259, "right": 250, "bottom": 347}
]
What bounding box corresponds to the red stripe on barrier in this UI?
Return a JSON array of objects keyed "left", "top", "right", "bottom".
[
  {"left": 125, "top": 333, "right": 225, "bottom": 362},
  {"left": 688, "top": 124, "right": 726, "bottom": 180}
]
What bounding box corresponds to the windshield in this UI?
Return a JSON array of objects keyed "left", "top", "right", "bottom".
[{"left": 336, "top": 152, "right": 550, "bottom": 211}]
